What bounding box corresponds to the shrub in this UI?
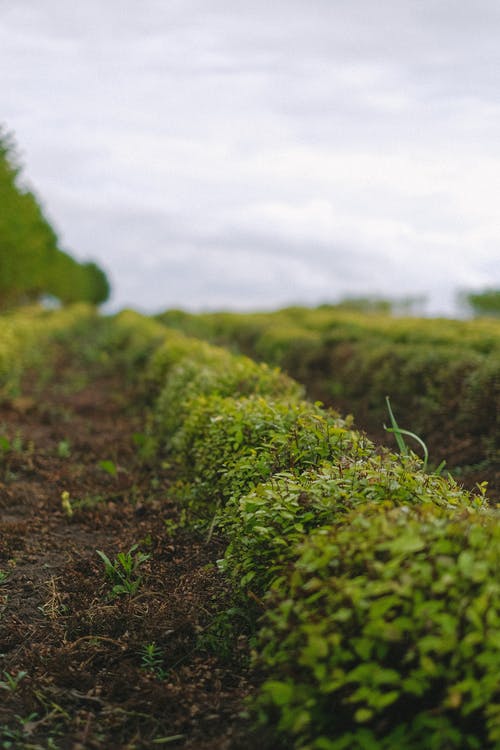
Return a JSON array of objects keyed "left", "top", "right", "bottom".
[
  {"left": 256, "top": 504, "right": 500, "bottom": 749},
  {"left": 169, "top": 395, "right": 346, "bottom": 512},
  {"left": 220, "top": 454, "right": 479, "bottom": 598},
  {"left": 152, "top": 344, "right": 301, "bottom": 441}
]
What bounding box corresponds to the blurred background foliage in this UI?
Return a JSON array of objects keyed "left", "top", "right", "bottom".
[{"left": 0, "top": 126, "right": 110, "bottom": 310}]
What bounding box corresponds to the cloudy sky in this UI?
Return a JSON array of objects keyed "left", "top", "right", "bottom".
[{"left": 1, "top": 1, "right": 500, "bottom": 313}]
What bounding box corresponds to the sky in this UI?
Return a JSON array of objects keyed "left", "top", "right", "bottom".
[{"left": 1, "top": 0, "right": 500, "bottom": 314}]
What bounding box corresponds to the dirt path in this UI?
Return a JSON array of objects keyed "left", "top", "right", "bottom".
[{"left": 0, "top": 356, "right": 254, "bottom": 749}]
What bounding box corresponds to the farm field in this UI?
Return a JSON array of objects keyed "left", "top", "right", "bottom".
[{"left": 0, "top": 306, "right": 499, "bottom": 749}]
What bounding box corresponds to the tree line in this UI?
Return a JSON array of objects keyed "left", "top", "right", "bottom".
[{"left": 0, "top": 127, "right": 110, "bottom": 309}]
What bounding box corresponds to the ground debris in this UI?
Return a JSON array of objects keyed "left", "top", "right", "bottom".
[{"left": 0, "top": 356, "right": 256, "bottom": 749}]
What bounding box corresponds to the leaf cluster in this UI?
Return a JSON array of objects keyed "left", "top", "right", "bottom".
[
  {"left": 155, "top": 306, "right": 500, "bottom": 473},
  {"left": 257, "top": 505, "right": 500, "bottom": 749}
]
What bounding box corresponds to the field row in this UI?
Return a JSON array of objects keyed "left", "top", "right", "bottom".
[
  {"left": 1, "top": 307, "right": 499, "bottom": 748},
  {"left": 157, "top": 306, "right": 500, "bottom": 493},
  {"left": 123, "top": 310, "right": 498, "bottom": 749}
]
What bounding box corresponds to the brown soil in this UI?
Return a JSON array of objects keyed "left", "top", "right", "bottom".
[{"left": 0, "top": 356, "right": 258, "bottom": 749}]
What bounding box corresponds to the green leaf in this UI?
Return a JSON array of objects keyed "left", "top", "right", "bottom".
[
  {"left": 98, "top": 459, "right": 118, "bottom": 476},
  {"left": 354, "top": 707, "right": 374, "bottom": 723},
  {"left": 263, "top": 680, "right": 294, "bottom": 706}
]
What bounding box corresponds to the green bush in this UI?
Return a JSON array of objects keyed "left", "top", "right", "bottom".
[
  {"left": 138, "top": 314, "right": 495, "bottom": 748},
  {"left": 0, "top": 304, "right": 97, "bottom": 398},
  {"left": 220, "top": 454, "right": 479, "bottom": 599},
  {"left": 154, "top": 306, "right": 500, "bottom": 485},
  {"left": 152, "top": 343, "right": 301, "bottom": 441},
  {"left": 256, "top": 504, "right": 500, "bottom": 749},
  {"left": 169, "top": 395, "right": 346, "bottom": 512}
]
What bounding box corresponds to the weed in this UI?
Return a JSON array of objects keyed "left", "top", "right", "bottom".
[
  {"left": 73, "top": 493, "right": 107, "bottom": 510},
  {"left": 98, "top": 459, "right": 118, "bottom": 477},
  {"left": 197, "top": 606, "right": 253, "bottom": 662},
  {"left": 57, "top": 439, "right": 71, "bottom": 458},
  {"left": 0, "top": 670, "right": 27, "bottom": 692},
  {"left": 0, "top": 570, "right": 8, "bottom": 585},
  {"left": 384, "top": 396, "right": 446, "bottom": 475},
  {"left": 96, "top": 544, "right": 150, "bottom": 597},
  {"left": 132, "top": 431, "right": 158, "bottom": 461},
  {"left": 140, "top": 643, "right": 168, "bottom": 679},
  {"left": 0, "top": 435, "right": 11, "bottom": 454},
  {"left": 0, "top": 711, "right": 62, "bottom": 749}
]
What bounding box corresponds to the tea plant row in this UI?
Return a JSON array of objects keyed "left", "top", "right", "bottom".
[
  {"left": 116, "top": 310, "right": 499, "bottom": 750},
  {"left": 2, "top": 307, "right": 499, "bottom": 748},
  {"left": 156, "top": 306, "right": 500, "bottom": 480}
]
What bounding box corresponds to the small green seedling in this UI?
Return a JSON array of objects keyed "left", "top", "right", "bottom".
[
  {"left": 132, "top": 432, "right": 158, "bottom": 461},
  {"left": 384, "top": 396, "right": 446, "bottom": 475},
  {"left": 0, "top": 569, "right": 9, "bottom": 584},
  {"left": 0, "top": 670, "right": 27, "bottom": 692},
  {"left": 140, "top": 643, "right": 168, "bottom": 679},
  {"left": 57, "top": 439, "right": 71, "bottom": 458},
  {"left": 0, "top": 435, "right": 11, "bottom": 455},
  {"left": 98, "top": 459, "right": 118, "bottom": 477},
  {"left": 96, "top": 544, "right": 150, "bottom": 597}
]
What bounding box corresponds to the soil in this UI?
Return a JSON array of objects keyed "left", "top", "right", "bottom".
[{"left": 0, "top": 353, "right": 259, "bottom": 750}]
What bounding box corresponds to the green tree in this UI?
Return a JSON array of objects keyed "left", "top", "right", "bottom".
[
  {"left": 0, "top": 125, "right": 110, "bottom": 309},
  {"left": 464, "top": 288, "right": 500, "bottom": 317}
]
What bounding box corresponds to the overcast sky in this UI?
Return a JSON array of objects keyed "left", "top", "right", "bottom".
[{"left": 1, "top": 0, "right": 500, "bottom": 314}]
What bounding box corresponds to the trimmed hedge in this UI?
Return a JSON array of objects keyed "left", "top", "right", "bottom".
[
  {"left": 150, "top": 337, "right": 301, "bottom": 442},
  {"left": 168, "top": 395, "right": 359, "bottom": 514},
  {"left": 0, "top": 304, "right": 97, "bottom": 399},
  {"left": 219, "top": 456, "right": 480, "bottom": 599},
  {"left": 155, "top": 307, "right": 500, "bottom": 485},
  {"left": 58, "top": 310, "right": 498, "bottom": 749},
  {"left": 257, "top": 504, "right": 500, "bottom": 749}
]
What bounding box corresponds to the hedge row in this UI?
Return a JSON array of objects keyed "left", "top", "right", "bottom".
[
  {"left": 155, "top": 307, "right": 500, "bottom": 484},
  {"left": 0, "top": 304, "right": 98, "bottom": 400},
  {"left": 95, "top": 312, "right": 499, "bottom": 749}
]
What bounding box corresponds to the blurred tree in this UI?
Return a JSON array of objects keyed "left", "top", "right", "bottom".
[
  {"left": 0, "top": 125, "right": 110, "bottom": 308},
  {"left": 462, "top": 289, "right": 500, "bottom": 317}
]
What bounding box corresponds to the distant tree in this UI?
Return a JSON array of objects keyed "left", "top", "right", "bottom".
[
  {"left": 462, "top": 289, "right": 500, "bottom": 318},
  {"left": 320, "top": 295, "right": 427, "bottom": 316},
  {"left": 83, "top": 262, "right": 111, "bottom": 305},
  {"left": 0, "top": 125, "right": 111, "bottom": 309}
]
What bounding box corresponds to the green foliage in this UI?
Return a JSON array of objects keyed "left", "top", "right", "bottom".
[
  {"left": 169, "top": 395, "right": 359, "bottom": 515},
  {"left": 220, "top": 452, "right": 476, "bottom": 599},
  {"left": 383, "top": 395, "right": 446, "bottom": 474},
  {"left": 463, "top": 288, "right": 500, "bottom": 318},
  {"left": 135, "top": 312, "right": 495, "bottom": 748},
  {"left": 256, "top": 504, "right": 500, "bottom": 749},
  {"left": 11, "top": 308, "right": 488, "bottom": 749},
  {"left": 152, "top": 337, "right": 301, "bottom": 443},
  {"left": 100, "top": 310, "right": 167, "bottom": 376},
  {"left": 139, "top": 643, "right": 168, "bottom": 679},
  {"left": 0, "top": 670, "right": 28, "bottom": 692},
  {"left": 57, "top": 439, "right": 71, "bottom": 458},
  {"left": 98, "top": 459, "right": 118, "bottom": 477},
  {"left": 155, "top": 306, "right": 500, "bottom": 476},
  {"left": 96, "top": 544, "right": 150, "bottom": 597},
  {"left": 0, "top": 125, "right": 110, "bottom": 308},
  {"left": 0, "top": 304, "right": 97, "bottom": 401}
]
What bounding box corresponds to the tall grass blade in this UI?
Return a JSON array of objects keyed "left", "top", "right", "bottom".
[{"left": 384, "top": 396, "right": 429, "bottom": 471}]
